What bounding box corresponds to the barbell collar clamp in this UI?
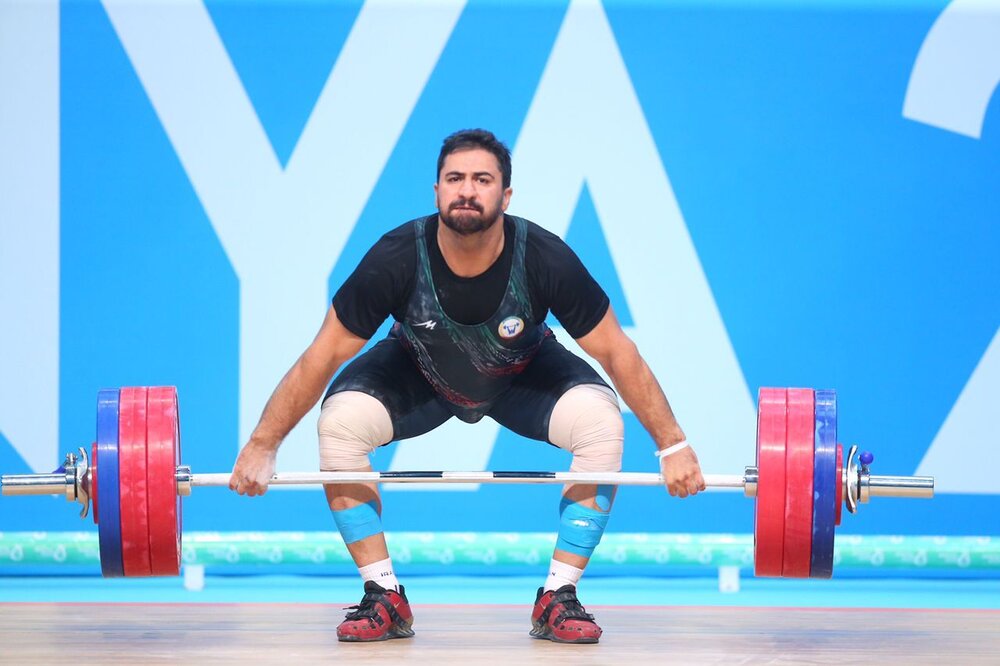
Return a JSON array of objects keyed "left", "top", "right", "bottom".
[
  {"left": 176, "top": 466, "right": 192, "bottom": 497},
  {"left": 72, "top": 447, "right": 90, "bottom": 519},
  {"left": 744, "top": 466, "right": 758, "bottom": 498},
  {"left": 846, "top": 444, "right": 860, "bottom": 514}
]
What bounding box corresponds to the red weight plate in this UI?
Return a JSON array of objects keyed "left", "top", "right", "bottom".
[
  {"left": 118, "top": 386, "right": 152, "bottom": 576},
  {"left": 147, "top": 386, "right": 181, "bottom": 576},
  {"left": 835, "top": 444, "right": 844, "bottom": 526},
  {"left": 782, "top": 388, "right": 815, "bottom": 578},
  {"left": 754, "top": 387, "right": 787, "bottom": 577}
]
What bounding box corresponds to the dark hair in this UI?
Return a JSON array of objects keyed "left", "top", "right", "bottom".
[{"left": 437, "top": 129, "right": 512, "bottom": 188}]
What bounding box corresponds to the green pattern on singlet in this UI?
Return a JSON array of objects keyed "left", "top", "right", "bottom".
[{"left": 392, "top": 216, "right": 549, "bottom": 421}]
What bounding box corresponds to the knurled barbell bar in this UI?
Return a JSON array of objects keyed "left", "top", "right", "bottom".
[{"left": 0, "top": 386, "right": 934, "bottom": 579}]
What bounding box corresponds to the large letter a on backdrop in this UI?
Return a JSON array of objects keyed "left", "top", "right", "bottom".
[
  {"left": 513, "top": 0, "right": 756, "bottom": 474},
  {"left": 904, "top": 0, "right": 1000, "bottom": 494},
  {"left": 389, "top": 0, "right": 756, "bottom": 483}
]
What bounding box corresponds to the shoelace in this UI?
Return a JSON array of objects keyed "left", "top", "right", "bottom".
[
  {"left": 550, "top": 590, "right": 596, "bottom": 624},
  {"left": 343, "top": 590, "right": 386, "bottom": 621}
]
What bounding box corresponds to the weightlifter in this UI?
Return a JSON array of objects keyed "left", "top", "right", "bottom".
[{"left": 228, "top": 129, "right": 706, "bottom": 643}]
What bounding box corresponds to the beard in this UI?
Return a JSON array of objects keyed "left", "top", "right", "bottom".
[{"left": 439, "top": 197, "right": 503, "bottom": 236}]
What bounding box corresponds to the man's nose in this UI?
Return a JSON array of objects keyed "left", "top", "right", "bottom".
[{"left": 458, "top": 177, "right": 476, "bottom": 197}]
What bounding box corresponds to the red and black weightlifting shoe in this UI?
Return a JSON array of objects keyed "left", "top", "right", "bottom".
[
  {"left": 337, "top": 580, "right": 415, "bottom": 642},
  {"left": 529, "top": 585, "right": 602, "bottom": 644}
]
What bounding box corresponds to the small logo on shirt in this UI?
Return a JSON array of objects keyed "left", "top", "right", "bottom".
[
  {"left": 498, "top": 316, "right": 524, "bottom": 339},
  {"left": 414, "top": 320, "right": 437, "bottom": 330}
]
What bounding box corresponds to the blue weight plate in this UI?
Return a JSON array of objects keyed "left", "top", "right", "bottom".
[
  {"left": 96, "top": 388, "right": 124, "bottom": 577},
  {"left": 810, "top": 389, "right": 837, "bottom": 578}
]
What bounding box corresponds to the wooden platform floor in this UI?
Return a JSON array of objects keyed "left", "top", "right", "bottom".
[{"left": 3, "top": 602, "right": 999, "bottom": 664}]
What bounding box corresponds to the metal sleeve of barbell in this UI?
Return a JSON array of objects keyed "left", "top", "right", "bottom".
[
  {"left": 867, "top": 474, "right": 934, "bottom": 499},
  {"left": 0, "top": 473, "right": 68, "bottom": 496},
  {"left": 189, "top": 471, "right": 750, "bottom": 488}
]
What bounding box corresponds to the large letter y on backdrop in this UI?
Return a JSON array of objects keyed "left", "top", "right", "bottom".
[
  {"left": 0, "top": 1, "right": 60, "bottom": 473},
  {"left": 102, "top": 0, "right": 465, "bottom": 474}
]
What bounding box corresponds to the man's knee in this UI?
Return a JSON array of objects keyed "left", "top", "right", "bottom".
[
  {"left": 548, "top": 384, "right": 624, "bottom": 473},
  {"left": 317, "top": 391, "right": 393, "bottom": 471}
]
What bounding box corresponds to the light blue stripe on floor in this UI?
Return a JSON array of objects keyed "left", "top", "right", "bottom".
[{"left": 1, "top": 575, "right": 998, "bottom": 609}]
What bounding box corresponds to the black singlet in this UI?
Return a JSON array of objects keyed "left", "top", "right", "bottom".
[{"left": 333, "top": 214, "right": 609, "bottom": 340}]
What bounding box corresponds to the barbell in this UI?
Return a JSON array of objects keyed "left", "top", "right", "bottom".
[{"left": 0, "top": 386, "right": 933, "bottom": 580}]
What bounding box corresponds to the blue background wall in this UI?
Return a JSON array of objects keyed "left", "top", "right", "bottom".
[{"left": 1, "top": 0, "right": 997, "bottom": 538}]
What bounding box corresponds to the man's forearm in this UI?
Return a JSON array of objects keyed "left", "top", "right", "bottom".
[
  {"left": 248, "top": 349, "right": 339, "bottom": 450},
  {"left": 602, "top": 341, "right": 685, "bottom": 448}
]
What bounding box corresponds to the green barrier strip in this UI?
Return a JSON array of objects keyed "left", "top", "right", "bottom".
[{"left": 0, "top": 532, "right": 997, "bottom": 570}]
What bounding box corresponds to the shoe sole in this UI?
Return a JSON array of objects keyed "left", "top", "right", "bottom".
[
  {"left": 529, "top": 623, "right": 600, "bottom": 644},
  {"left": 338, "top": 621, "right": 415, "bottom": 642}
]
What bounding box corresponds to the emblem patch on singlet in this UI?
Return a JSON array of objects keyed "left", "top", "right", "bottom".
[{"left": 498, "top": 316, "right": 525, "bottom": 339}]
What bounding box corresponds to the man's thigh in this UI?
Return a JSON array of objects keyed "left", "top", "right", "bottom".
[
  {"left": 487, "top": 335, "right": 611, "bottom": 443},
  {"left": 326, "top": 337, "right": 452, "bottom": 441}
]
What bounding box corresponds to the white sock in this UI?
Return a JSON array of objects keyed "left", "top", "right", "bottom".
[
  {"left": 543, "top": 559, "right": 584, "bottom": 592},
  {"left": 358, "top": 557, "right": 400, "bottom": 591}
]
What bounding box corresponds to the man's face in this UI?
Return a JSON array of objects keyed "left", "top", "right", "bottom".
[{"left": 435, "top": 148, "right": 512, "bottom": 236}]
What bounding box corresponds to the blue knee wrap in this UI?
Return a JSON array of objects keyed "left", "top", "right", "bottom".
[
  {"left": 332, "top": 501, "right": 383, "bottom": 544},
  {"left": 555, "top": 486, "right": 613, "bottom": 558}
]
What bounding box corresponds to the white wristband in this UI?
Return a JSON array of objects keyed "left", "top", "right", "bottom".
[{"left": 654, "top": 441, "right": 689, "bottom": 458}]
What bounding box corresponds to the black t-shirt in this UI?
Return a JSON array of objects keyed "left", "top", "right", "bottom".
[{"left": 333, "top": 214, "right": 610, "bottom": 339}]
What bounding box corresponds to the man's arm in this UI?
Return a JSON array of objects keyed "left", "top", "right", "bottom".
[
  {"left": 229, "top": 306, "right": 368, "bottom": 496},
  {"left": 575, "top": 306, "right": 706, "bottom": 498}
]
